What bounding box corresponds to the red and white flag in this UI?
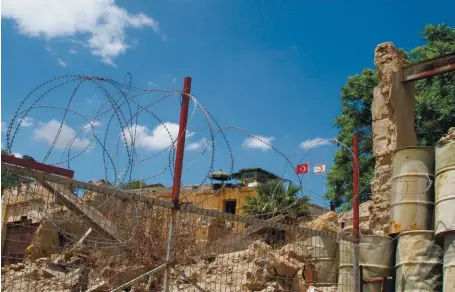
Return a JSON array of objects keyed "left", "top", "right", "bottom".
[
  {"left": 296, "top": 163, "right": 309, "bottom": 175},
  {"left": 313, "top": 164, "right": 326, "bottom": 175}
]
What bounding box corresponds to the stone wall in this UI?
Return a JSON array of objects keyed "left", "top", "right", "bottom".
[{"left": 369, "top": 42, "right": 417, "bottom": 235}]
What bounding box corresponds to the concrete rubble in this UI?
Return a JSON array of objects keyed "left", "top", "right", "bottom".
[
  {"left": 1, "top": 192, "right": 360, "bottom": 292},
  {"left": 169, "top": 211, "right": 343, "bottom": 292},
  {"left": 1, "top": 180, "right": 169, "bottom": 292},
  {"left": 1, "top": 176, "right": 370, "bottom": 291},
  {"left": 1, "top": 244, "right": 107, "bottom": 292},
  {"left": 439, "top": 127, "right": 455, "bottom": 143},
  {"left": 1, "top": 236, "right": 161, "bottom": 292}
]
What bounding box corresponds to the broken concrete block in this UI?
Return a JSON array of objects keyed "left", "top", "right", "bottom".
[
  {"left": 24, "top": 268, "right": 40, "bottom": 280},
  {"left": 259, "top": 281, "right": 285, "bottom": 292},
  {"left": 268, "top": 252, "right": 302, "bottom": 278},
  {"left": 108, "top": 265, "right": 148, "bottom": 287},
  {"left": 85, "top": 281, "right": 108, "bottom": 292},
  {"left": 280, "top": 243, "right": 311, "bottom": 263},
  {"left": 41, "top": 267, "right": 66, "bottom": 278}
]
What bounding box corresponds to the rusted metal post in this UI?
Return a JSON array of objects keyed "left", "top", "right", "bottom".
[
  {"left": 163, "top": 77, "right": 192, "bottom": 292},
  {"left": 352, "top": 134, "right": 360, "bottom": 292},
  {"left": 402, "top": 52, "right": 455, "bottom": 83},
  {"left": 171, "top": 76, "right": 192, "bottom": 205}
]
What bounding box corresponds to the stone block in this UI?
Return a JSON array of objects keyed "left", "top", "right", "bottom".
[{"left": 372, "top": 86, "right": 389, "bottom": 121}]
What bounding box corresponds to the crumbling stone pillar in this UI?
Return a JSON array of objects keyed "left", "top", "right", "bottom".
[{"left": 369, "top": 42, "right": 417, "bottom": 235}]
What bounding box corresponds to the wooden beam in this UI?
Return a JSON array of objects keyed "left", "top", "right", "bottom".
[
  {"left": 1, "top": 154, "right": 74, "bottom": 178},
  {"left": 402, "top": 52, "right": 455, "bottom": 83},
  {"left": 36, "top": 178, "right": 124, "bottom": 243}
]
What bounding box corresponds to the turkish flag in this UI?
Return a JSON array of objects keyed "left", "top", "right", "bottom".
[{"left": 296, "top": 163, "right": 309, "bottom": 175}]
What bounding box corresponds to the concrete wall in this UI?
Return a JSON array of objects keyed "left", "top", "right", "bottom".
[
  {"left": 369, "top": 42, "right": 417, "bottom": 235},
  {"left": 149, "top": 186, "right": 257, "bottom": 216},
  {"left": 1, "top": 183, "right": 56, "bottom": 250}
]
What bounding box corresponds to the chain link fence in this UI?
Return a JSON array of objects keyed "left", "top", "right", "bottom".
[{"left": 1, "top": 162, "right": 359, "bottom": 292}]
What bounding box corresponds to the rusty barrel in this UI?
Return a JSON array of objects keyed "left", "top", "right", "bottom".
[
  {"left": 390, "top": 147, "right": 435, "bottom": 235},
  {"left": 303, "top": 235, "right": 339, "bottom": 285},
  {"left": 396, "top": 230, "right": 443, "bottom": 291},
  {"left": 435, "top": 139, "right": 455, "bottom": 236},
  {"left": 443, "top": 232, "right": 455, "bottom": 292},
  {"left": 338, "top": 235, "right": 393, "bottom": 292}
]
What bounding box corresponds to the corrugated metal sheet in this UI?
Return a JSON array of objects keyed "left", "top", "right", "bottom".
[
  {"left": 435, "top": 140, "right": 455, "bottom": 235},
  {"left": 396, "top": 230, "right": 443, "bottom": 291},
  {"left": 390, "top": 147, "right": 435, "bottom": 234}
]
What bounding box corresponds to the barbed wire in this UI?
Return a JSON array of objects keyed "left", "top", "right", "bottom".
[{"left": 5, "top": 73, "right": 446, "bottom": 258}]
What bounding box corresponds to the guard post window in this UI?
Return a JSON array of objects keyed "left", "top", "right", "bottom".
[{"left": 224, "top": 200, "right": 237, "bottom": 215}]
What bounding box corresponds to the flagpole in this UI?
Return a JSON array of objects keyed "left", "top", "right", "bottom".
[
  {"left": 307, "top": 162, "right": 310, "bottom": 198},
  {"left": 323, "top": 162, "right": 327, "bottom": 212},
  {"left": 323, "top": 162, "right": 326, "bottom": 195}
]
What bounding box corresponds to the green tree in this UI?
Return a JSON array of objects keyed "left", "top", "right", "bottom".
[
  {"left": 327, "top": 24, "right": 455, "bottom": 209},
  {"left": 242, "top": 179, "right": 310, "bottom": 219},
  {"left": 1, "top": 149, "right": 25, "bottom": 194},
  {"left": 119, "top": 179, "right": 146, "bottom": 190}
]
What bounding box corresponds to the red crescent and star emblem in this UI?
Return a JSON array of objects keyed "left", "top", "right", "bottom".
[{"left": 296, "top": 163, "right": 309, "bottom": 175}]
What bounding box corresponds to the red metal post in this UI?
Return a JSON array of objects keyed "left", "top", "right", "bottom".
[
  {"left": 352, "top": 134, "right": 359, "bottom": 242},
  {"left": 170, "top": 77, "right": 192, "bottom": 205}
]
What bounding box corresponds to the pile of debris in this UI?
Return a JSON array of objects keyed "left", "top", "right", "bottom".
[
  {"left": 439, "top": 127, "right": 455, "bottom": 143},
  {"left": 171, "top": 239, "right": 338, "bottom": 292},
  {"left": 2, "top": 177, "right": 364, "bottom": 292},
  {"left": 1, "top": 239, "right": 106, "bottom": 292},
  {"left": 168, "top": 211, "right": 346, "bottom": 292},
  {"left": 1, "top": 236, "right": 161, "bottom": 292}
]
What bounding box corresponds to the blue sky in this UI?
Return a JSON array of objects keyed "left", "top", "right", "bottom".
[{"left": 1, "top": 1, "right": 454, "bottom": 208}]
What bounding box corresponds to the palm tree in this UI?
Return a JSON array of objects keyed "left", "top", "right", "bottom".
[{"left": 242, "top": 179, "right": 310, "bottom": 219}]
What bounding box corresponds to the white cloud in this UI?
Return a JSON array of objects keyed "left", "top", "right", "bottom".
[
  {"left": 299, "top": 137, "right": 332, "bottom": 149},
  {"left": 2, "top": 118, "right": 34, "bottom": 130},
  {"left": 57, "top": 58, "right": 67, "bottom": 67},
  {"left": 186, "top": 137, "right": 209, "bottom": 151},
  {"left": 46, "top": 45, "right": 56, "bottom": 55},
  {"left": 33, "top": 119, "right": 91, "bottom": 149},
  {"left": 12, "top": 153, "right": 22, "bottom": 158},
  {"left": 81, "top": 120, "right": 101, "bottom": 132},
  {"left": 242, "top": 135, "right": 274, "bottom": 151},
  {"left": 2, "top": 0, "right": 159, "bottom": 66},
  {"left": 122, "top": 122, "right": 194, "bottom": 151},
  {"left": 69, "top": 48, "right": 77, "bottom": 54},
  {"left": 19, "top": 117, "right": 34, "bottom": 127}
]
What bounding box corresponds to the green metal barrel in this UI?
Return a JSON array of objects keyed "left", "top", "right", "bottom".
[
  {"left": 390, "top": 147, "right": 435, "bottom": 235},
  {"left": 435, "top": 139, "right": 455, "bottom": 236}
]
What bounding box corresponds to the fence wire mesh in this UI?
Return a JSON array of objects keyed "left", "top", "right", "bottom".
[
  {"left": 0, "top": 74, "right": 395, "bottom": 292},
  {"left": 0, "top": 163, "right": 359, "bottom": 292}
]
